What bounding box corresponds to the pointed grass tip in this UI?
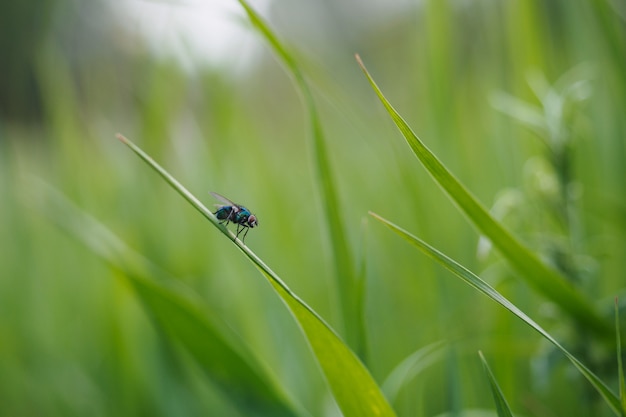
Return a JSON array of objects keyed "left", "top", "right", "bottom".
[
  {"left": 355, "top": 53, "right": 365, "bottom": 68},
  {"left": 116, "top": 133, "right": 129, "bottom": 144}
]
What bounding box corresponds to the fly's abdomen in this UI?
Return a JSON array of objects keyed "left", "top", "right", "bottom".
[{"left": 215, "top": 206, "right": 233, "bottom": 221}]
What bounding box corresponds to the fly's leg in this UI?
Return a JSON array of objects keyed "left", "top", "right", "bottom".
[{"left": 236, "top": 224, "right": 250, "bottom": 243}]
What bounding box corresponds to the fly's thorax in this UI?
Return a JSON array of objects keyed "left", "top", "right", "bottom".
[{"left": 234, "top": 207, "right": 251, "bottom": 223}]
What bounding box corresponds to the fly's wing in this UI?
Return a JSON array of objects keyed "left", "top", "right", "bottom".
[{"left": 209, "top": 192, "right": 240, "bottom": 212}]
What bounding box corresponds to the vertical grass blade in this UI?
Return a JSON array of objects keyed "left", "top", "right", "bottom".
[
  {"left": 116, "top": 134, "right": 396, "bottom": 417},
  {"left": 369, "top": 212, "right": 623, "bottom": 416},
  {"left": 478, "top": 351, "right": 514, "bottom": 417},
  {"left": 355, "top": 54, "right": 610, "bottom": 337},
  {"left": 616, "top": 299, "right": 626, "bottom": 414},
  {"left": 33, "top": 183, "right": 301, "bottom": 417},
  {"left": 236, "top": 0, "right": 361, "bottom": 351}
]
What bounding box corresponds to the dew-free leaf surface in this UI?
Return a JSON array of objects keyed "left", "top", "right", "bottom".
[
  {"left": 117, "top": 134, "right": 396, "bottom": 417},
  {"left": 478, "top": 351, "right": 514, "bottom": 417},
  {"left": 356, "top": 54, "right": 610, "bottom": 337},
  {"left": 369, "top": 211, "right": 623, "bottom": 416},
  {"left": 34, "top": 182, "right": 300, "bottom": 417}
]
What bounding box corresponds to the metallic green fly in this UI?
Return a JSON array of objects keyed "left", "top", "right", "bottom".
[{"left": 210, "top": 192, "right": 258, "bottom": 242}]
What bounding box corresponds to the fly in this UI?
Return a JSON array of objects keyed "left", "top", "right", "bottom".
[{"left": 210, "top": 192, "right": 258, "bottom": 243}]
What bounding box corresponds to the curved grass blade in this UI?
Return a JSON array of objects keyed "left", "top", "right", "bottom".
[
  {"left": 382, "top": 341, "right": 446, "bottom": 405},
  {"left": 33, "top": 182, "right": 302, "bottom": 417},
  {"left": 369, "top": 212, "right": 623, "bottom": 416},
  {"left": 478, "top": 351, "right": 514, "bottom": 417},
  {"left": 355, "top": 54, "right": 610, "bottom": 337},
  {"left": 236, "top": 0, "right": 362, "bottom": 351},
  {"left": 117, "top": 134, "right": 396, "bottom": 417}
]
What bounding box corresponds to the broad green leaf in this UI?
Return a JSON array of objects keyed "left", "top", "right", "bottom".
[
  {"left": 369, "top": 212, "right": 623, "bottom": 416},
  {"left": 117, "top": 134, "right": 396, "bottom": 417},
  {"left": 382, "top": 341, "right": 446, "bottom": 404},
  {"left": 33, "top": 182, "right": 301, "bottom": 417},
  {"left": 237, "top": 0, "right": 362, "bottom": 352},
  {"left": 356, "top": 54, "right": 610, "bottom": 337},
  {"left": 616, "top": 299, "right": 626, "bottom": 413},
  {"left": 478, "top": 351, "right": 514, "bottom": 417}
]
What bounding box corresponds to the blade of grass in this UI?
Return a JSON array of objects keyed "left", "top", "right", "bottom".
[
  {"left": 116, "top": 134, "right": 396, "bottom": 417},
  {"left": 616, "top": 298, "right": 626, "bottom": 413},
  {"left": 369, "top": 211, "right": 623, "bottom": 416},
  {"left": 478, "top": 351, "right": 514, "bottom": 417},
  {"left": 236, "top": 0, "right": 362, "bottom": 352},
  {"left": 353, "top": 217, "right": 370, "bottom": 361},
  {"left": 355, "top": 54, "right": 610, "bottom": 337},
  {"left": 382, "top": 341, "right": 446, "bottom": 405},
  {"left": 32, "top": 181, "right": 302, "bottom": 417}
]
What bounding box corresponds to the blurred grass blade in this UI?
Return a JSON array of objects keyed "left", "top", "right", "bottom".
[
  {"left": 117, "top": 134, "right": 396, "bottom": 417},
  {"left": 369, "top": 212, "right": 623, "bottom": 416},
  {"left": 382, "top": 341, "right": 446, "bottom": 404},
  {"left": 355, "top": 54, "right": 610, "bottom": 337},
  {"left": 33, "top": 182, "right": 302, "bottom": 417},
  {"left": 353, "top": 217, "right": 371, "bottom": 361},
  {"left": 488, "top": 91, "right": 546, "bottom": 138},
  {"left": 478, "top": 351, "right": 514, "bottom": 417},
  {"left": 236, "top": 0, "right": 361, "bottom": 351},
  {"left": 616, "top": 299, "right": 626, "bottom": 413}
]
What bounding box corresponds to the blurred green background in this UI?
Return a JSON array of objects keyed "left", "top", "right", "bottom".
[{"left": 1, "top": 0, "right": 625, "bottom": 416}]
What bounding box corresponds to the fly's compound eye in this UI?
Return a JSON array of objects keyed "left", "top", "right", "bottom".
[{"left": 248, "top": 215, "right": 258, "bottom": 228}]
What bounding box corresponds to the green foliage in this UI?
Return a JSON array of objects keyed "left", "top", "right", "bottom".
[
  {"left": 1, "top": 0, "right": 625, "bottom": 416},
  {"left": 382, "top": 341, "right": 446, "bottom": 405},
  {"left": 478, "top": 352, "right": 514, "bottom": 417},
  {"left": 368, "top": 212, "right": 622, "bottom": 416},
  {"left": 356, "top": 54, "right": 610, "bottom": 337},
  {"left": 236, "top": 0, "right": 362, "bottom": 354},
  {"left": 617, "top": 300, "right": 626, "bottom": 414},
  {"left": 117, "top": 134, "right": 395, "bottom": 417},
  {"left": 36, "top": 183, "right": 300, "bottom": 417}
]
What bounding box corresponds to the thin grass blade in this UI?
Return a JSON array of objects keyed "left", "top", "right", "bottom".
[
  {"left": 478, "top": 351, "right": 514, "bottom": 417},
  {"left": 369, "top": 211, "right": 623, "bottom": 416},
  {"left": 382, "top": 341, "right": 446, "bottom": 404},
  {"left": 355, "top": 54, "right": 610, "bottom": 337},
  {"left": 236, "top": 0, "right": 362, "bottom": 351},
  {"left": 32, "top": 182, "right": 302, "bottom": 417},
  {"left": 117, "top": 134, "right": 396, "bottom": 417},
  {"left": 616, "top": 298, "right": 626, "bottom": 413}
]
